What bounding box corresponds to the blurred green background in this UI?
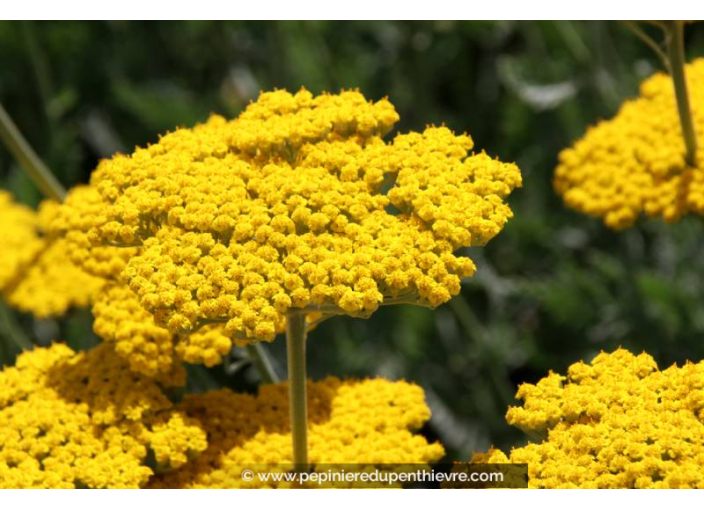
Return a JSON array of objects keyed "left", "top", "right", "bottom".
[{"left": 2, "top": 20, "right": 704, "bottom": 460}]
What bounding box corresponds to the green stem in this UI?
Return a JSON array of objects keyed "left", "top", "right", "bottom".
[
  {"left": 286, "top": 310, "right": 308, "bottom": 470},
  {"left": 0, "top": 299, "right": 33, "bottom": 351},
  {"left": 22, "top": 21, "right": 56, "bottom": 124},
  {"left": 622, "top": 21, "right": 670, "bottom": 71},
  {"left": 666, "top": 21, "right": 698, "bottom": 167},
  {"left": 246, "top": 343, "right": 280, "bottom": 384},
  {"left": 0, "top": 102, "right": 65, "bottom": 202}
]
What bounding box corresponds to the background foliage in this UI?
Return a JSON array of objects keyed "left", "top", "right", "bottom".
[{"left": 2, "top": 20, "right": 704, "bottom": 459}]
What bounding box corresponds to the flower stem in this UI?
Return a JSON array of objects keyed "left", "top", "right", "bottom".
[
  {"left": 665, "top": 21, "right": 698, "bottom": 167},
  {"left": 0, "top": 102, "right": 65, "bottom": 202},
  {"left": 0, "top": 299, "right": 33, "bottom": 351},
  {"left": 622, "top": 21, "right": 670, "bottom": 71},
  {"left": 286, "top": 310, "right": 308, "bottom": 470},
  {"left": 246, "top": 343, "right": 280, "bottom": 384}
]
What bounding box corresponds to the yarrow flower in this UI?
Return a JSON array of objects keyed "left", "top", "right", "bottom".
[
  {"left": 0, "top": 191, "right": 102, "bottom": 317},
  {"left": 554, "top": 58, "right": 704, "bottom": 229},
  {"left": 18, "top": 88, "right": 519, "bottom": 479},
  {"left": 0, "top": 345, "right": 441, "bottom": 489},
  {"left": 148, "top": 377, "right": 444, "bottom": 488},
  {"left": 474, "top": 348, "right": 704, "bottom": 488},
  {"left": 55, "top": 88, "right": 521, "bottom": 345},
  {"left": 0, "top": 344, "right": 206, "bottom": 489}
]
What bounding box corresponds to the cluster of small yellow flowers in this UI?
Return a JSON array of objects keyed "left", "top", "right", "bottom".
[
  {"left": 148, "top": 411, "right": 208, "bottom": 470},
  {"left": 148, "top": 377, "right": 445, "bottom": 488},
  {"left": 92, "top": 283, "right": 240, "bottom": 376},
  {"left": 554, "top": 58, "right": 704, "bottom": 229},
  {"left": 47, "top": 185, "right": 137, "bottom": 279},
  {"left": 0, "top": 191, "right": 103, "bottom": 317},
  {"left": 175, "top": 322, "right": 241, "bottom": 366},
  {"left": 92, "top": 283, "right": 179, "bottom": 376},
  {"left": 0, "top": 343, "right": 207, "bottom": 488},
  {"left": 0, "top": 190, "right": 44, "bottom": 289},
  {"left": 65, "top": 88, "right": 520, "bottom": 343},
  {"left": 5, "top": 239, "right": 105, "bottom": 318},
  {"left": 46, "top": 186, "right": 241, "bottom": 371},
  {"left": 473, "top": 349, "right": 704, "bottom": 488},
  {"left": 385, "top": 129, "right": 522, "bottom": 249},
  {"left": 227, "top": 89, "right": 400, "bottom": 157}
]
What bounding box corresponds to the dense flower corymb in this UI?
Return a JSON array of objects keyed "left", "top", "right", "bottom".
[
  {"left": 554, "top": 58, "right": 704, "bottom": 229},
  {"left": 44, "top": 187, "right": 242, "bottom": 374},
  {"left": 474, "top": 349, "right": 704, "bottom": 488},
  {"left": 57, "top": 88, "right": 521, "bottom": 344},
  {"left": 0, "top": 344, "right": 206, "bottom": 488},
  {"left": 0, "top": 345, "right": 442, "bottom": 488},
  {"left": 0, "top": 191, "right": 102, "bottom": 317},
  {"left": 148, "top": 377, "right": 444, "bottom": 488}
]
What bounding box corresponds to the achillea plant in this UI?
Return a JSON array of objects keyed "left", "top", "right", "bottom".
[
  {"left": 0, "top": 342, "right": 440, "bottom": 488},
  {"left": 0, "top": 344, "right": 206, "bottom": 488},
  {"left": 474, "top": 349, "right": 704, "bottom": 489},
  {"left": 554, "top": 58, "right": 704, "bottom": 228},
  {"left": 51, "top": 88, "right": 521, "bottom": 465},
  {"left": 0, "top": 82, "right": 520, "bottom": 481},
  {"left": 57, "top": 89, "right": 521, "bottom": 342},
  {"left": 555, "top": 21, "right": 702, "bottom": 229}
]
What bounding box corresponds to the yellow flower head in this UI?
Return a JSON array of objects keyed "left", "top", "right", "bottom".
[
  {"left": 148, "top": 377, "right": 444, "bottom": 488},
  {"left": 555, "top": 59, "right": 704, "bottom": 229},
  {"left": 0, "top": 191, "right": 103, "bottom": 317},
  {"left": 60, "top": 88, "right": 520, "bottom": 344},
  {"left": 475, "top": 348, "right": 704, "bottom": 488},
  {"left": 0, "top": 344, "right": 206, "bottom": 488}
]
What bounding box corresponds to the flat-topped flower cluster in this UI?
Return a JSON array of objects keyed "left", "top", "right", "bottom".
[
  {"left": 555, "top": 59, "right": 704, "bottom": 229},
  {"left": 48, "top": 88, "right": 520, "bottom": 372},
  {"left": 0, "top": 345, "right": 442, "bottom": 489},
  {"left": 474, "top": 349, "right": 704, "bottom": 488}
]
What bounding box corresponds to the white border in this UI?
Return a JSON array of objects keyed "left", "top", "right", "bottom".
[
  {"left": 1, "top": 5, "right": 703, "bottom": 21},
  {"left": 0, "top": 486, "right": 693, "bottom": 502}
]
